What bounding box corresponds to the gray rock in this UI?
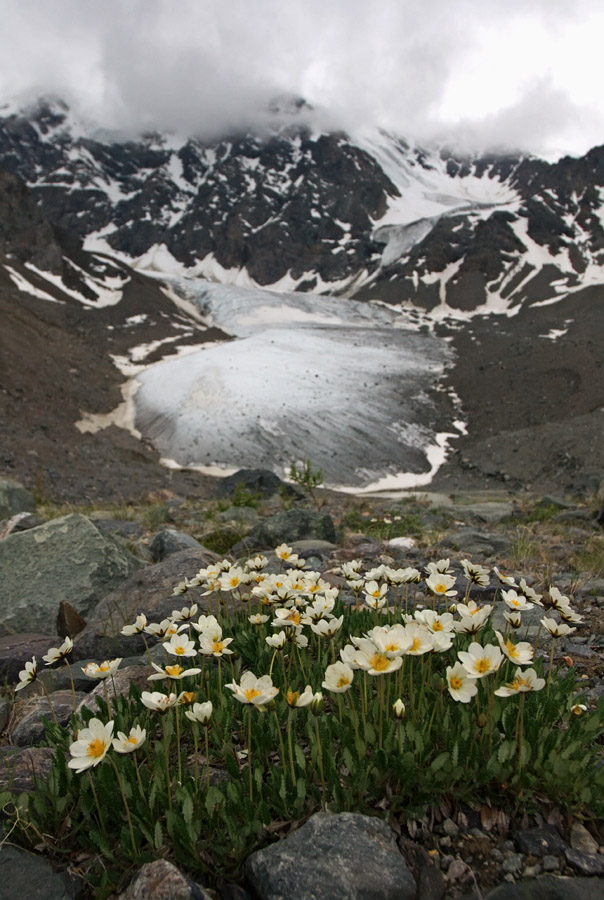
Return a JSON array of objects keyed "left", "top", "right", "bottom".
[
  {"left": 72, "top": 548, "right": 220, "bottom": 660},
  {"left": 246, "top": 510, "right": 337, "bottom": 550},
  {"left": 150, "top": 529, "right": 200, "bottom": 562},
  {"left": 502, "top": 854, "right": 524, "bottom": 875},
  {"left": 215, "top": 468, "right": 298, "bottom": 499},
  {"left": 246, "top": 811, "right": 416, "bottom": 900},
  {"left": 541, "top": 856, "right": 560, "bottom": 872},
  {"left": 564, "top": 847, "right": 604, "bottom": 875},
  {"left": 417, "top": 865, "right": 446, "bottom": 900},
  {"left": 438, "top": 528, "right": 513, "bottom": 558},
  {"left": 215, "top": 507, "right": 259, "bottom": 528},
  {"left": 0, "top": 746, "right": 54, "bottom": 792},
  {"left": 116, "top": 860, "right": 212, "bottom": 900},
  {"left": 0, "top": 478, "right": 36, "bottom": 518},
  {"left": 11, "top": 689, "right": 86, "bottom": 746},
  {"left": 0, "top": 514, "right": 142, "bottom": 633},
  {"left": 570, "top": 823, "right": 600, "bottom": 855},
  {"left": 455, "top": 502, "right": 515, "bottom": 525},
  {"left": 0, "top": 632, "right": 61, "bottom": 682},
  {"left": 483, "top": 875, "right": 604, "bottom": 899},
  {"left": 0, "top": 696, "right": 9, "bottom": 734},
  {"left": 514, "top": 826, "right": 567, "bottom": 858},
  {"left": 0, "top": 843, "right": 83, "bottom": 898}
]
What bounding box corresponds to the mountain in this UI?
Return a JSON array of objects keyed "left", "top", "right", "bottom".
[{"left": 0, "top": 96, "right": 603, "bottom": 499}]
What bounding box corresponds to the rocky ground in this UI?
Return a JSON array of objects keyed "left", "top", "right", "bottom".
[{"left": 0, "top": 471, "right": 603, "bottom": 899}]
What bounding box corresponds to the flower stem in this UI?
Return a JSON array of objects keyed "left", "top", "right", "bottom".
[
  {"left": 247, "top": 707, "right": 253, "bottom": 802},
  {"left": 109, "top": 757, "right": 137, "bottom": 855},
  {"left": 161, "top": 715, "right": 172, "bottom": 811}
]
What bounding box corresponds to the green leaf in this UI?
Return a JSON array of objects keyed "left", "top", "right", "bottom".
[
  {"left": 154, "top": 820, "right": 163, "bottom": 851},
  {"left": 430, "top": 752, "right": 449, "bottom": 773},
  {"left": 182, "top": 791, "right": 194, "bottom": 826},
  {"left": 294, "top": 744, "right": 306, "bottom": 771},
  {"left": 205, "top": 785, "right": 224, "bottom": 816}
]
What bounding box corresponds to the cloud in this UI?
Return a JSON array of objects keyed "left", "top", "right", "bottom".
[{"left": 1, "top": 0, "right": 603, "bottom": 155}]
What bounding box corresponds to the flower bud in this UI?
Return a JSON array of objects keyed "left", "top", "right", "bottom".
[
  {"left": 477, "top": 713, "right": 488, "bottom": 728},
  {"left": 392, "top": 699, "right": 406, "bottom": 719},
  {"left": 311, "top": 692, "right": 324, "bottom": 715},
  {"left": 571, "top": 703, "right": 587, "bottom": 715}
]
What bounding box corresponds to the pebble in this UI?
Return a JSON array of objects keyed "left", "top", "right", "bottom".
[
  {"left": 542, "top": 855, "right": 560, "bottom": 872},
  {"left": 443, "top": 818, "right": 459, "bottom": 837},
  {"left": 502, "top": 854, "right": 524, "bottom": 875},
  {"left": 523, "top": 864, "right": 542, "bottom": 877},
  {"left": 570, "top": 822, "right": 599, "bottom": 855},
  {"left": 445, "top": 859, "right": 468, "bottom": 881}
]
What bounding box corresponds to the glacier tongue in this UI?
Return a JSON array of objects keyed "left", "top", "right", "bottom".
[{"left": 132, "top": 280, "right": 457, "bottom": 488}]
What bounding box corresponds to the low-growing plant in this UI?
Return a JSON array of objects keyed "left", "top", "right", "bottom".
[
  {"left": 288, "top": 459, "right": 324, "bottom": 508},
  {"left": 4, "top": 551, "right": 603, "bottom": 896}
]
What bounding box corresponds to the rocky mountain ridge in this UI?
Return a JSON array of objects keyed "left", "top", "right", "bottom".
[{"left": 1, "top": 97, "right": 604, "bottom": 315}]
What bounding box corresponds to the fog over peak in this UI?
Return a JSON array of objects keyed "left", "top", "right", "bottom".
[{"left": 1, "top": 0, "right": 603, "bottom": 157}]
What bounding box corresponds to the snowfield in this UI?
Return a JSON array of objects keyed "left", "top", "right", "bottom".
[{"left": 132, "top": 280, "right": 460, "bottom": 489}]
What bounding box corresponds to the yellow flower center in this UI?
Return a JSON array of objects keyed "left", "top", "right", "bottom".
[
  {"left": 450, "top": 676, "right": 462, "bottom": 690},
  {"left": 98, "top": 663, "right": 110, "bottom": 672},
  {"left": 166, "top": 664, "right": 184, "bottom": 677},
  {"left": 433, "top": 583, "right": 447, "bottom": 594},
  {"left": 385, "top": 642, "right": 399, "bottom": 652},
  {"left": 474, "top": 658, "right": 491, "bottom": 674},
  {"left": 87, "top": 738, "right": 106, "bottom": 758},
  {"left": 370, "top": 654, "right": 390, "bottom": 672},
  {"left": 213, "top": 641, "right": 224, "bottom": 653},
  {"left": 229, "top": 577, "right": 239, "bottom": 587},
  {"left": 244, "top": 687, "right": 262, "bottom": 702},
  {"left": 287, "top": 691, "right": 299, "bottom": 705},
  {"left": 337, "top": 676, "right": 351, "bottom": 688},
  {"left": 175, "top": 646, "right": 185, "bottom": 655},
  {"left": 505, "top": 641, "right": 519, "bottom": 659},
  {"left": 288, "top": 612, "right": 301, "bottom": 625},
  {"left": 432, "top": 621, "right": 443, "bottom": 631},
  {"left": 410, "top": 637, "right": 422, "bottom": 652},
  {"left": 180, "top": 692, "right": 195, "bottom": 705},
  {"left": 126, "top": 736, "right": 138, "bottom": 745}
]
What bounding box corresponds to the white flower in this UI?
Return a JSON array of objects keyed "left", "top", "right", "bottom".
[
  {"left": 519, "top": 579, "right": 543, "bottom": 606},
  {"left": 171, "top": 603, "right": 199, "bottom": 621},
  {"left": 432, "top": 631, "right": 455, "bottom": 653},
  {"left": 185, "top": 701, "right": 213, "bottom": 725},
  {"left": 461, "top": 559, "right": 490, "bottom": 586},
  {"left": 322, "top": 662, "right": 355, "bottom": 692},
  {"left": 121, "top": 614, "right": 148, "bottom": 636},
  {"left": 363, "top": 580, "right": 388, "bottom": 607},
  {"left": 266, "top": 632, "right": 287, "bottom": 649},
  {"left": 502, "top": 589, "right": 533, "bottom": 612},
  {"left": 368, "top": 624, "right": 412, "bottom": 657},
  {"left": 286, "top": 685, "right": 314, "bottom": 708},
  {"left": 219, "top": 567, "right": 248, "bottom": 592},
  {"left": 571, "top": 703, "right": 588, "bottom": 715},
  {"left": 275, "top": 543, "right": 297, "bottom": 562},
  {"left": 147, "top": 662, "right": 202, "bottom": 681},
  {"left": 494, "top": 668, "right": 545, "bottom": 697},
  {"left": 340, "top": 643, "right": 361, "bottom": 668},
  {"left": 541, "top": 617, "right": 575, "bottom": 638},
  {"left": 141, "top": 691, "right": 178, "bottom": 713},
  {"left": 81, "top": 659, "right": 122, "bottom": 680},
  {"left": 503, "top": 610, "right": 523, "bottom": 629},
  {"left": 425, "top": 558, "right": 453, "bottom": 576},
  {"left": 340, "top": 560, "right": 363, "bottom": 578},
  {"left": 163, "top": 633, "right": 198, "bottom": 657},
  {"left": 559, "top": 607, "right": 584, "bottom": 624},
  {"left": 548, "top": 586, "right": 573, "bottom": 612},
  {"left": 225, "top": 671, "right": 279, "bottom": 705},
  {"left": 458, "top": 643, "right": 503, "bottom": 679},
  {"left": 43, "top": 637, "right": 73, "bottom": 666},
  {"left": 198, "top": 634, "right": 234, "bottom": 657},
  {"left": 425, "top": 573, "right": 457, "bottom": 598},
  {"left": 272, "top": 608, "right": 304, "bottom": 629},
  {"left": 245, "top": 555, "right": 269, "bottom": 571},
  {"left": 68, "top": 718, "right": 114, "bottom": 771},
  {"left": 392, "top": 699, "right": 406, "bottom": 719},
  {"left": 310, "top": 616, "right": 343, "bottom": 638},
  {"left": 145, "top": 619, "right": 179, "bottom": 639},
  {"left": 495, "top": 631, "right": 534, "bottom": 666},
  {"left": 415, "top": 610, "right": 455, "bottom": 634},
  {"left": 248, "top": 613, "right": 269, "bottom": 625},
  {"left": 191, "top": 615, "right": 222, "bottom": 639},
  {"left": 446, "top": 663, "right": 478, "bottom": 703},
  {"left": 402, "top": 624, "right": 434, "bottom": 656},
  {"left": 14, "top": 657, "right": 38, "bottom": 692},
  {"left": 353, "top": 647, "right": 403, "bottom": 676},
  {"left": 112, "top": 725, "right": 146, "bottom": 754},
  {"left": 493, "top": 567, "right": 516, "bottom": 586},
  {"left": 172, "top": 578, "right": 192, "bottom": 596}
]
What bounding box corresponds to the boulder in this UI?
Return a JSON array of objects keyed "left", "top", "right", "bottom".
[
  {"left": 116, "top": 860, "right": 212, "bottom": 900},
  {"left": 72, "top": 548, "right": 221, "bottom": 660},
  {"left": 0, "top": 843, "right": 83, "bottom": 899},
  {"left": 0, "top": 514, "right": 142, "bottom": 634},
  {"left": 484, "top": 875, "right": 604, "bottom": 899},
  {"left": 0, "top": 478, "right": 36, "bottom": 518},
  {"left": 0, "top": 632, "right": 61, "bottom": 682},
  {"left": 246, "top": 812, "right": 416, "bottom": 900},
  {"left": 215, "top": 468, "right": 298, "bottom": 499},
  {"left": 438, "top": 528, "right": 513, "bottom": 559},
  {"left": 150, "top": 529, "right": 201, "bottom": 562},
  {"left": 245, "top": 509, "right": 337, "bottom": 551},
  {"left": 0, "top": 746, "right": 54, "bottom": 792},
  {"left": 11, "top": 689, "right": 87, "bottom": 746}
]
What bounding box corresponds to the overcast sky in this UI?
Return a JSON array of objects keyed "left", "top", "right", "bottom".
[{"left": 1, "top": 0, "right": 603, "bottom": 158}]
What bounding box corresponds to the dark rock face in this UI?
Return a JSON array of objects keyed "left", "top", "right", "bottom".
[
  {"left": 0, "top": 169, "right": 63, "bottom": 272},
  {"left": 246, "top": 509, "right": 337, "bottom": 549}
]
